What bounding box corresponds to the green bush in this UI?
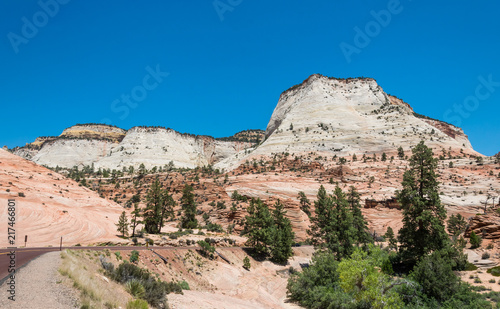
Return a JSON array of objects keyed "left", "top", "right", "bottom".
[
  {"left": 125, "top": 279, "right": 145, "bottom": 299},
  {"left": 243, "top": 256, "right": 251, "bottom": 270},
  {"left": 470, "top": 231, "right": 482, "bottom": 248},
  {"left": 464, "top": 263, "right": 478, "bottom": 271},
  {"left": 126, "top": 299, "right": 148, "bottom": 309},
  {"left": 179, "top": 280, "right": 190, "bottom": 290},
  {"left": 487, "top": 266, "right": 500, "bottom": 277},
  {"left": 197, "top": 240, "right": 215, "bottom": 259},
  {"left": 410, "top": 249, "right": 459, "bottom": 302},
  {"left": 130, "top": 250, "right": 139, "bottom": 263}
]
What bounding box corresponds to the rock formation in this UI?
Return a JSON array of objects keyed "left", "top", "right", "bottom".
[{"left": 13, "top": 124, "right": 254, "bottom": 170}]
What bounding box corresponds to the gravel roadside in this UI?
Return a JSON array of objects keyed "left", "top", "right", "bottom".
[{"left": 0, "top": 251, "right": 78, "bottom": 309}]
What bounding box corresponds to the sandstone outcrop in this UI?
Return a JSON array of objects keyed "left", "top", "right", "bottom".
[
  {"left": 0, "top": 148, "right": 124, "bottom": 247},
  {"left": 465, "top": 214, "right": 500, "bottom": 239},
  {"left": 216, "top": 74, "right": 478, "bottom": 171},
  {"left": 13, "top": 125, "right": 253, "bottom": 170}
]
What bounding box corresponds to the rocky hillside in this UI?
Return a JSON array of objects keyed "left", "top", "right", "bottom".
[
  {"left": 13, "top": 125, "right": 253, "bottom": 169},
  {"left": 261, "top": 74, "right": 472, "bottom": 155},
  {"left": 0, "top": 148, "right": 124, "bottom": 247},
  {"left": 216, "top": 129, "right": 264, "bottom": 144}
]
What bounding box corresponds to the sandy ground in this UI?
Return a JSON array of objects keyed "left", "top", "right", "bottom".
[
  {"left": 0, "top": 251, "right": 78, "bottom": 308},
  {"left": 112, "top": 246, "right": 314, "bottom": 309}
]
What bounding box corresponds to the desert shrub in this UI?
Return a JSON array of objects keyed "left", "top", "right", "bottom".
[
  {"left": 126, "top": 299, "right": 148, "bottom": 309},
  {"left": 487, "top": 266, "right": 500, "bottom": 277},
  {"left": 243, "top": 256, "right": 251, "bottom": 270},
  {"left": 100, "top": 256, "right": 114, "bottom": 274},
  {"left": 132, "top": 237, "right": 138, "bottom": 245},
  {"left": 197, "top": 240, "right": 215, "bottom": 259},
  {"left": 470, "top": 231, "right": 482, "bottom": 248},
  {"left": 115, "top": 252, "right": 122, "bottom": 260},
  {"left": 465, "top": 263, "right": 478, "bottom": 271},
  {"left": 125, "top": 279, "right": 145, "bottom": 299},
  {"left": 109, "top": 262, "right": 182, "bottom": 308},
  {"left": 482, "top": 252, "right": 490, "bottom": 259},
  {"left": 130, "top": 250, "right": 139, "bottom": 263},
  {"left": 179, "top": 280, "right": 190, "bottom": 290},
  {"left": 474, "top": 277, "right": 482, "bottom": 283},
  {"left": 489, "top": 279, "right": 496, "bottom": 283},
  {"left": 205, "top": 223, "right": 224, "bottom": 233},
  {"left": 487, "top": 243, "right": 494, "bottom": 249}
]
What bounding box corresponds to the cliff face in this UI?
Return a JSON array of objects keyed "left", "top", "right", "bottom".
[
  {"left": 13, "top": 125, "right": 252, "bottom": 169},
  {"left": 258, "top": 74, "right": 474, "bottom": 156}
]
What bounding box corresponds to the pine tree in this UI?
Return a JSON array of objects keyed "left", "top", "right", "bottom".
[
  {"left": 297, "top": 191, "right": 311, "bottom": 217},
  {"left": 180, "top": 184, "right": 198, "bottom": 229},
  {"left": 447, "top": 213, "right": 467, "bottom": 236},
  {"left": 244, "top": 198, "right": 274, "bottom": 255},
  {"left": 384, "top": 227, "right": 398, "bottom": 251},
  {"left": 130, "top": 203, "right": 142, "bottom": 237},
  {"left": 116, "top": 211, "right": 129, "bottom": 237},
  {"left": 397, "top": 141, "right": 448, "bottom": 264},
  {"left": 270, "top": 200, "right": 295, "bottom": 264},
  {"left": 143, "top": 180, "right": 164, "bottom": 233},
  {"left": 347, "top": 186, "right": 371, "bottom": 246},
  {"left": 332, "top": 186, "right": 356, "bottom": 260},
  {"left": 308, "top": 185, "right": 356, "bottom": 260},
  {"left": 158, "top": 192, "right": 176, "bottom": 232},
  {"left": 307, "top": 185, "right": 336, "bottom": 251}
]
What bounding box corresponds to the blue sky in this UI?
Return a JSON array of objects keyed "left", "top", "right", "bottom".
[{"left": 0, "top": 1, "right": 499, "bottom": 155}]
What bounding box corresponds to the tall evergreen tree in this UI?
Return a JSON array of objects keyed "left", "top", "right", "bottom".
[
  {"left": 116, "top": 211, "right": 129, "bottom": 237},
  {"left": 307, "top": 185, "right": 336, "bottom": 251},
  {"left": 297, "top": 191, "right": 311, "bottom": 217},
  {"left": 308, "top": 185, "right": 356, "bottom": 260},
  {"left": 130, "top": 203, "right": 142, "bottom": 237},
  {"left": 384, "top": 227, "right": 398, "bottom": 251},
  {"left": 347, "top": 186, "right": 371, "bottom": 246},
  {"left": 397, "top": 141, "right": 448, "bottom": 264},
  {"left": 244, "top": 198, "right": 274, "bottom": 255},
  {"left": 331, "top": 186, "right": 356, "bottom": 260},
  {"left": 180, "top": 184, "right": 198, "bottom": 229},
  {"left": 158, "top": 192, "right": 176, "bottom": 233},
  {"left": 143, "top": 179, "right": 165, "bottom": 233},
  {"left": 270, "top": 200, "right": 295, "bottom": 264}
]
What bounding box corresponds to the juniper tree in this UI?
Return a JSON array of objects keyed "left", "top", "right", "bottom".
[
  {"left": 398, "top": 146, "right": 405, "bottom": 159},
  {"left": 180, "top": 184, "right": 198, "bottom": 229},
  {"left": 397, "top": 141, "right": 448, "bottom": 264}
]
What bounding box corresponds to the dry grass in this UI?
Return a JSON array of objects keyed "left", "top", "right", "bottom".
[{"left": 59, "top": 249, "right": 131, "bottom": 308}]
